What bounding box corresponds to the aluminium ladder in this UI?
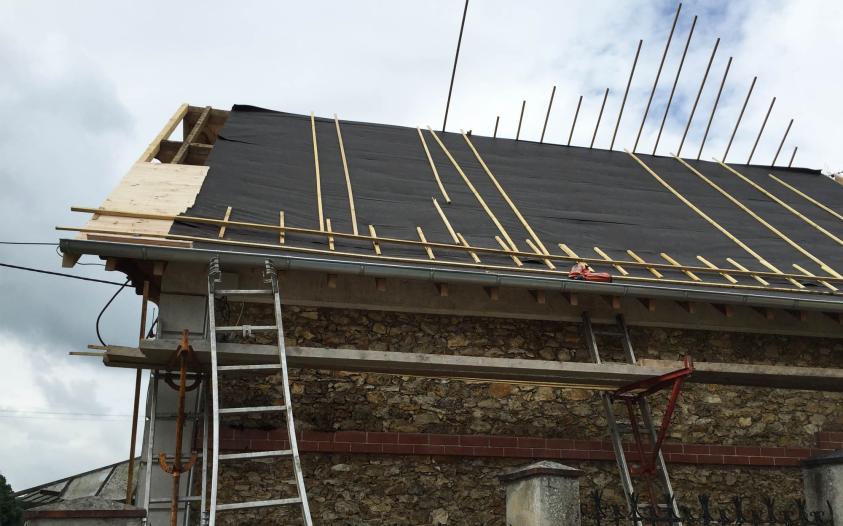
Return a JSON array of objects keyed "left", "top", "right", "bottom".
[
  {"left": 581, "top": 312, "right": 682, "bottom": 520},
  {"left": 207, "top": 257, "right": 312, "bottom": 526}
]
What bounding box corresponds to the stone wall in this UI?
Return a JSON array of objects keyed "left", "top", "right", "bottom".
[{"left": 209, "top": 302, "right": 842, "bottom": 523}]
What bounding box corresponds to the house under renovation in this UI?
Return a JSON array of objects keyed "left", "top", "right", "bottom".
[{"left": 20, "top": 100, "right": 843, "bottom": 524}]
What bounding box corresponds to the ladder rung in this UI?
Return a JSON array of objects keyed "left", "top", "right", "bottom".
[
  {"left": 216, "top": 289, "right": 274, "bottom": 296},
  {"left": 216, "top": 497, "right": 301, "bottom": 511},
  {"left": 215, "top": 325, "right": 277, "bottom": 332},
  {"left": 593, "top": 330, "right": 624, "bottom": 336},
  {"left": 218, "top": 405, "right": 286, "bottom": 415},
  {"left": 218, "top": 364, "right": 281, "bottom": 373},
  {"left": 150, "top": 496, "right": 202, "bottom": 504},
  {"left": 218, "top": 450, "right": 292, "bottom": 461},
  {"left": 155, "top": 413, "right": 200, "bottom": 419}
]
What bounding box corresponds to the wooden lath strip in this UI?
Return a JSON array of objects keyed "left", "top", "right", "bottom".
[
  {"left": 368, "top": 225, "right": 381, "bottom": 255},
  {"left": 726, "top": 258, "right": 768, "bottom": 286},
  {"left": 326, "top": 218, "right": 335, "bottom": 250},
  {"left": 417, "top": 127, "right": 451, "bottom": 203},
  {"left": 432, "top": 198, "right": 459, "bottom": 243},
  {"left": 172, "top": 106, "right": 211, "bottom": 164},
  {"left": 660, "top": 252, "right": 700, "bottom": 281},
  {"left": 218, "top": 206, "right": 232, "bottom": 238},
  {"left": 496, "top": 236, "right": 522, "bottom": 266},
  {"left": 717, "top": 160, "right": 843, "bottom": 248},
  {"left": 417, "top": 227, "right": 434, "bottom": 259},
  {"left": 768, "top": 173, "right": 843, "bottom": 223},
  {"left": 461, "top": 131, "right": 551, "bottom": 256},
  {"left": 675, "top": 155, "right": 841, "bottom": 279},
  {"left": 628, "top": 151, "right": 804, "bottom": 288},
  {"left": 279, "top": 211, "right": 285, "bottom": 244},
  {"left": 71, "top": 206, "right": 838, "bottom": 284},
  {"left": 426, "top": 126, "right": 519, "bottom": 252},
  {"left": 61, "top": 224, "right": 840, "bottom": 296},
  {"left": 310, "top": 113, "right": 325, "bottom": 231},
  {"left": 525, "top": 239, "right": 555, "bottom": 269},
  {"left": 558, "top": 243, "right": 581, "bottom": 262},
  {"left": 697, "top": 255, "right": 737, "bottom": 284},
  {"left": 138, "top": 103, "right": 189, "bottom": 163},
  {"left": 456, "top": 233, "right": 481, "bottom": 263},
  {"left": 627, "top": 249, "right": 663, "bottom": 278},
  {"left": 334, "top": 115, "right": 359, "bottom": 235},
  {"left": 792, "top": 264, "right": 837, "bottom": 292},
  {"left": 594, "top": 247, "right": 628, "bottom": 275}
]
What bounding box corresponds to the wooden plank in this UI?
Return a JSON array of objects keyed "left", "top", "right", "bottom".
[
  {"left": 137, "top": 103, "right": 188, "bottom": 163},
  {"left": 495, "top": 236, "right": 522, "bottom": 267},
  {"left": 768, "top": 173, "right": 843, "bottom": 223},
  {"left": 172, "top": 106, "right": 210, "bottom": 164},
  {"left": 368, "top": 225, "right": 381, "bottom": 255},
  {"left": 697, "top": 255, "right": 738, "bottom": 284},
  {"left": 417, "top": 128, "right": 451, "bottom": 203},
  {"left": 279, "top": 211, "right": 285, "bottom": 244},
  {"left": 525, "top": 238, "right": 555, "bottom": 269},
  {"left": 456, "top": 233, "right": 481, "bottom": 263},
  {"left": 335, "top": 115, "right": 359, "bottom": 234},
  {"left": 326, "top": 218, "right": 335, "bottom": 250},
  {"left": 727, "top": 257, "right": 769, "bottom": 286},
  {"left": 627, "top": 249, "right": 663, "bottom": 278},
  {"left": 595, "top": 247, "right": 628, "bottom": 275},
  {"left": 218, "top": 206, "right": 232, "bottom": 238},
  {"left": 793, "top": 264, "right": 837, "bottom": 292},
  {"left": 111, "top": 339, "right": 843, "bottom": 392},
  {"left": 417, "top": 226, "right": 434, "bottom": 259},
  {"left": 660, "top": 252, "right": 699, "bottom": 281},
  {"left": 155, "top": 141, "right": 212, "bottom": 165},
  {"left": 61, "top": 252, "right": 81, "bottom": 269},
  {"left": 310, "top": 113, "right": 325, "bottom": 231},
  {"left": 432, "top": 198, "right": 459, "bottom": 243}
]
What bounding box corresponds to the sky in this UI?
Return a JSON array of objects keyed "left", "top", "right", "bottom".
[{"left": 0, "top": 0, "right": 841, "bottom": 491}]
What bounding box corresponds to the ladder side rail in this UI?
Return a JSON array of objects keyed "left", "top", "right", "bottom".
[
  {"left": 268, "top": 266, "right": 313, "bottom": 526},
  {"left": 582, "top": 313, "right": 636, "bottom": 514},
  {"left": 199, "top": 382, "right": 209, "bottom": 526},
  {"left": 617, "top": 315, "right": 682, "bottom": 521},
  {"left": 207, "top": 262, "right": 222, "bottom": 526},
  {"left": 143, "top": 371, "right": 159, "bottom": 524}
]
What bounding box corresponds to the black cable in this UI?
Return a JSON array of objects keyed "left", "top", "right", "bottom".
[
  {"left": 96, "top": 278, "right": 130, "bottom": 347},
  {"left": 0, "top": 241, "right": 58, "bottom": 245},
  {"left": 0, "top": 262, "right": 126, "bottom": 285},
  {"left": 54, "top": 246, "right": 105, "bottom": 266}
]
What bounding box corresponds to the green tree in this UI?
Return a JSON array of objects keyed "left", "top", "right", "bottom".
[{"left": 0, "top": 473, "right": 23, "bottom": 526}]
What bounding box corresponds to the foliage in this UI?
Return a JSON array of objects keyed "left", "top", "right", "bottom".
[{"left": 0, "top": 473, "right": 23, "bottom": 526}]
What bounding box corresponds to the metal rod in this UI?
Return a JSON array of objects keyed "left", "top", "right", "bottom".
[
  {"left": 633, "top": 2, "right": 682, "bottom": 152},
  {"left": 678, "top": 38, "right": 719, "bottom": 157},
  {"left": 747, "top": 96, "right": 775, "bottom": 164},
  {"left": 723, "top": 76, "right": 756, "bottom": 162},
  {"left": 590, "top": 88, "right": 609, "bottom": 149},
  {"left": 770, "top": 118, "right": 793, "bottom": 166},
  {"left": 610, "top": 39, "right": 643, "bottom": 151},
  {"left": 493, "top": 115, "right": 499, "bottom": 138},
  {"left": 516, "top": 100, "right": 526, "bottom": 141},
  {"left": 540, "top": 86, "right": 556, "bottom": 143},
  {"left": 653, "top": 17, "right": 696, "bottom": 155},
  {"left": 568, "top": 95, "right": 582, "bottom": 146},
  {"left": 442, "top": 0, "right": 469, "bottom": 132},
  {"left": 788, "top": 146, "right": 798, "bottom": 168},
  {"left": 697, "top": 56, "right": 732, "bottom": 160}
]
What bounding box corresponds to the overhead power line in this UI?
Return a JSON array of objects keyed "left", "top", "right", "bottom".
[
  {"left": 0, "top": 241, "right": 59, "bottom": 245},
  {"left": 0, "top": 262, "right": 127, "bottom": 286}
]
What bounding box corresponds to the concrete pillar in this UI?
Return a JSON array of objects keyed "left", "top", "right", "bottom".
[
  {"left": 802, "top": 450, "right": 843, "bottom": 525},
  {"left": 500, "top": 460, "right": 583, "bottom": 526}
]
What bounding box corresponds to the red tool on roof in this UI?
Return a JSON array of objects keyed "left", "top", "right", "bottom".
[{"left": 568, "top": 262, "right": 612, "bottom": 282}]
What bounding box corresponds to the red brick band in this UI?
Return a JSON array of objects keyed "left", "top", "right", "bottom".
[{"left": 214, "top": 428, "right": 838, "bottom": 467}]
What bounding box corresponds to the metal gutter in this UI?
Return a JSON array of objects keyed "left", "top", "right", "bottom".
[{"left": 60, "top": 238, "right": 843, "bottom": 313}]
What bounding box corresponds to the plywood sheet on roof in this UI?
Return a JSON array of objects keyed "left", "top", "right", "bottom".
[{"left": 81, "top": 162, "right": 208, "bottom": 247}]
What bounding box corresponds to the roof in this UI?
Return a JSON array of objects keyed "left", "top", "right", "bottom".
[
  {"left": 63, "top": 104, "right": 843, "bottom": 310},
  {"left": 14, "top": 459, "right": 137, "bottom": 509}
]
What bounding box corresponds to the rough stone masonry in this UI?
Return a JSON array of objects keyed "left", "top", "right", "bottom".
[{"left": 207, "top": 303, "right": 843, "bottom": 525}]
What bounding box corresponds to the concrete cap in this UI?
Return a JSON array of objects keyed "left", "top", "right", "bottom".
[
  {"left": 24, "top": 497, "right": 146, "bottom": 520},
  {"left": 801, "top": 449, "right": 843, "bottom": 468},
  {"left": 499, "top": 460, "right": 584, "bottom": 483}
]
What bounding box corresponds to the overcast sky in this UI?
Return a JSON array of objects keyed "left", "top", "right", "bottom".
[{"left": 1, "top": 0, "right": 841, "bottom": 491}]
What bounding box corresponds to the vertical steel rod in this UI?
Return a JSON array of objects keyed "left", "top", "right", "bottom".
[
  {"left": 653, "top": 17, "right": 696, "bottom": 155},
  {"left": 678, "top": 38, "right": 719, "bottom": 157},
  {"left": 771, "top": 119, "right": 793, "bottom": 166},
  {"left": 568, "top": 95, "right": 583, "bottom": 146},
  {"left": 788, "top": 146, "right": 798, "bottom": 168},
  {"left": 442, "top": 0, "right": 469, "bottom": 132},
  {"left": 633, "top": 3, "right": 682, "bottom": 152},
  {"left": 747, "top": 96, "right": 775, "bottom": 164},
  {"left": 723, "top": 76, "right": 757, "bottom": 162},
  {"left": 610, "top": 40, "right": 643, "bottom": 151},
  {"left": 540, "top": 86, "right": 556, "bottom": 143},
  {"left": 493, "top": 115, "right": 500, "bottom": 138},
  {"left": 516, "top": 100, "right": 526, "bottom": 141},
  {"left": 590, "top": 89, "right": 609, "bottom": 149},
  {"left": 697, "top": 56, "right": 732, "bottom": 160}
]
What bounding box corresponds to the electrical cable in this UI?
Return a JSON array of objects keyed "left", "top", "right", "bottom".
[
  {"left": 54, "top": 245, "right": 105, "bottom": 265},
  {"left": 0, "top": 241, "right": 58, "bottom": 245},
  {"left": 0, "top": 262, "right": 126, "bottom": 286},
  {"left": 96, "top": 278, "right": 130, "bottom": 347}
]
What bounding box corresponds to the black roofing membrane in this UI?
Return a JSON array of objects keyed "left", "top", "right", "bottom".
[{"left": 171, "top": 105, "right": 843, "bottom": 296}]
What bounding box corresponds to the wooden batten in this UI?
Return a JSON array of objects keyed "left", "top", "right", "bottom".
[
  {"left": 152, "top": 261, "right": 166, "bottom": 277},
  {"left": 484, "top": 286, "right": 500, "bottom": 301},
  {"left": 562, "top": 292, "right": 578, "bottom": 306},
  {"left": 603, "top": 296, "right": 622, "bottom": 310},
  {"left": 326, "top": 274, "right": 338, "bottom": 289},
  {"left": 786, "top": 309, "right": 808, "bottom": 322},
  {"left": 61, "top": 252, "right": 81, "bottom": 269},
  {"left": 637, "top": 297, "right": 656, "bottom": 312},
  {"left": 529, "top": 290, "right": 546, "bottom": 304},
  {"left": 676, "top": 301, "right": 695, "bottom": 314},
  {"left": 436, "top": 283, "right": 449, "bottom": 297},
  {"left": 712, "top": 304, "right": 734, "bottom": 317},
  {"left": 375, "top": 277, "right": 387, "bottom": 292}
]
